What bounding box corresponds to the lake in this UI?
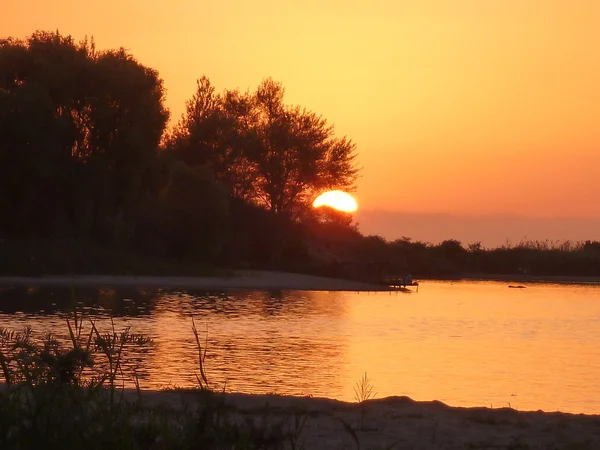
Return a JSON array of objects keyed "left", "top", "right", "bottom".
[{"left": 1, "top": 280, "right": 600, "bottom": 414}]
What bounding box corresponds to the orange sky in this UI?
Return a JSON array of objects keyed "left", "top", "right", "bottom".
[{"left": 3, "top": 1, "right": 600, "bottom": 238}]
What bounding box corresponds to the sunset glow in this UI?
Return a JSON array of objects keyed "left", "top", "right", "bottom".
[
  {"left": 4, "top": 1, "right": 600, "bottom": 436},
  {"left": 3, "top": 0, "right": 600, "bottom": 243},
  {"left": 313, "top": 191, "right": 358, "bottom": 213}
]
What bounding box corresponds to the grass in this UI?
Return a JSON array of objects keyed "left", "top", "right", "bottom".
[
  {"left": 338, "top": 372, "right": 400, "bottom": 450},
  {"left": 353, "top": 371, "right": 377, "bottom": 432},
  {"left": 354, "top": 372, "right": 377, "bottom": 403},
  {"left": 191, "top": 317, "right": 210, "bottom": 390},
  {"left": 0, "top": 308, "right": 299, "bottom": 449},
  {"left": 0, "top": 307, "right": 408, "bottom": 449}
]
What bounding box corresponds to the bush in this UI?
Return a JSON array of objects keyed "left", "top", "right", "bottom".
[{"left": 0, "top": 310, "right": 294, "bottom": 449}]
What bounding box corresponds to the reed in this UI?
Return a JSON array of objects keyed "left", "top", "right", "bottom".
[
  {"left": 0, "top": 308, "right": 295, "bottom": 449},
  {"left": 353, "top": 372, "right": 376, "bottom": 403},
  {"left": 0, "top": 307, "right": 403, "bottom": 449}
]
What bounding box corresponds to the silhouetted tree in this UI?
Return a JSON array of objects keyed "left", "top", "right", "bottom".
[
  {"left": 0, "top": 32, "right": 91, "bottom": 235},
  {"left": 311, "top": 205, "right": 353, "bottom": 227},
  {"left": 0, "top": 31, "right": 169, "bottom": 240},
  {"left": 157, "top": 162, "right": 229, "bottom": 259},
  {"left": 168, "top": 77, "right": 359, "bottom": 219},
  {"left": 165, "top": 77, "right": 256, "bottom": 201},
  {"left": 435, "top": 239, "right": 466, "bottom": 259}
]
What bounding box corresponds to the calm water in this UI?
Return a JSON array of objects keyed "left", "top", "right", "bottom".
[{"left": 1, "top": 281, "right": 600, "bottom": 414}]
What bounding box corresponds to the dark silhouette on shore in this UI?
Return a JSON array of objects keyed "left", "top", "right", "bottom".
[{"left": 2, "top": 31, "right": 600, "bottom": 282}]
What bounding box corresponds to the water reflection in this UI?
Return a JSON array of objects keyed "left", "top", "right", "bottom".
[
  {"left": 144, "top": 289, "right": 348, "bottom": 396},
  {"left": 2, "top": 282, "right": 600, "bottom": 413},
  {"left": 0, "top": 285, "right": 158, "bottom": 316},
  {"left": 0, "top": 287, "right": 348, "bottom": 398}
]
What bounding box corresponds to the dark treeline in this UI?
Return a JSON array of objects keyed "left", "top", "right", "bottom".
[
  {"left": 2, "top": 31, "right": 599, "bottom": 280},
  {"left": 335, "top": 237, "right": 600, "bottom": 281},
  {"left": 0, "top": 31, "right": 358, "bottom": 275}
]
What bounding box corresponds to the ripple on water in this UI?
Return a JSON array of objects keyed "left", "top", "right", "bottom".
[{"left": 2, "top": 281, "right": 600, "bottom": 413}]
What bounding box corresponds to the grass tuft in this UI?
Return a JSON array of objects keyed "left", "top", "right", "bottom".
[
  {"left": 353, "top": 372, "right": 376, "bottom": 404},
  {"left": 0, "top": 307, "right": 299, "bottom": 449}
]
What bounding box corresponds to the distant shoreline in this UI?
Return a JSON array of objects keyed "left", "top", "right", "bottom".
[
  {"left": 420, "top": 273, "right": 600, "bottom": 285},
  {"left": 1, "top": 271, "right": 599, "bottom": 291},
  {"left": 0, "top": 270, "right": 392, "bottom": 292}
]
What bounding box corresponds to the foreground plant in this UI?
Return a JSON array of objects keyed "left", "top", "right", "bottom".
[
  {"left": 353, "top": 372, "right": 377, "bottom": 433},
  {"left": 192, "top": 317, "right": 210, "bottom": 390},
  {"left": 0, "top": 309, "right": 299, "bottom": 449},
  {"left": 353, "top": 372, "right": 376, "bottom": 404}
]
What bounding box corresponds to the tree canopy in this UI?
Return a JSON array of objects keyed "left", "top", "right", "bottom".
[
  {"left": 0, "top": 31, "right": 169, "bottom": 238},
  {"left": 0, "top": 30, "right": 361, "bottom": 271},
  {"left": 167, "top": 77, "right": 359, "bottom": 219},
  {"left": 3, "top": 31, "right": 600, "bottom": 281}
]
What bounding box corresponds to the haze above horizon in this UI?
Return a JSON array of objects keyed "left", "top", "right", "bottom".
[{"left": 4, "top": 1, "right": 599, "bottom": 243}]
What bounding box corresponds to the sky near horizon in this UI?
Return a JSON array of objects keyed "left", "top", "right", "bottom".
[{"left": 3, "top": 1, "right": 600, "bottom": 244}]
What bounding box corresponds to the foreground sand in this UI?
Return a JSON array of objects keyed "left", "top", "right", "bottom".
[
  {"left": 1, "top": 381, "right": 597, "bottom": 448},
  {"left": 0, "top": 270, "right": 391, "bottom": 291},
  {"left": 137, "top": 390, "right": 600, "bottom": 449}
]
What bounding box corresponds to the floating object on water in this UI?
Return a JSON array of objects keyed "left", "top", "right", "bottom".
[
  {"left": 396, "top": 281, "right": 419, "bottom": 292},
  {"left": 508, "top": 285, "right": 526, "bottom": 289}
]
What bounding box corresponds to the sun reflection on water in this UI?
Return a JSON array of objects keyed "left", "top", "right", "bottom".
[{"left": 2, "top": 282, "right": 600, "bottom": 413}]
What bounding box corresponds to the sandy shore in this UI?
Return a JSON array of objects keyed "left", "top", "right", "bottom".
[
  {"left": 0, "top": 270, "right": 392, "bottom": 292},
  {"left": 2, "top": 271, "right": 598, "bottom": 292},
  {"left": 1, "top": 381, "right": 598, "bottom": 448},
  {"left": 134, "top": 390, "right": 600, "bottom": 449}
]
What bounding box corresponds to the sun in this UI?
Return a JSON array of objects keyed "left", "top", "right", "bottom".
[{"left": 312, "top": 190, "right": 358, "bottom": 213}]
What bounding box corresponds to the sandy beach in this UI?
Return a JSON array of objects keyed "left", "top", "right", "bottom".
[
  {"left": 1, "top": 381, "right": 598, "bottom": 448},
  {"left": 0, "top": 270, "right": 392, "bottom": 292},
  {"left": 134, "top": 390, "right": 600, "bottom": 449}
]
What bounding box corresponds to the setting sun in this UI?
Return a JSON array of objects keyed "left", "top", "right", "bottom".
[{"left": 313, "top": 190, "right": 358, "bottom": 213}]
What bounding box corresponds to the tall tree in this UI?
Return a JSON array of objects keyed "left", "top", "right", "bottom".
[
  {"left": 168, "top": 77, "right": 359, "bottom": 219},
  {"left": 87, "top": 48, "right": 169, "bottom": 227},
  {"left": 0, "top": 32, "right": 92, "bottom": 235},
  {"left": 156, "top": 162, "right": 229, "bottom": 260},
  {"left": 0, "top": 31, "right": 169, "bottom": 238},
  {"left": 244, "top": 79, "right": 359, "bottom": 216},
  {"left": 165, "top": 77, "right": 256, "bottom": 201}
]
